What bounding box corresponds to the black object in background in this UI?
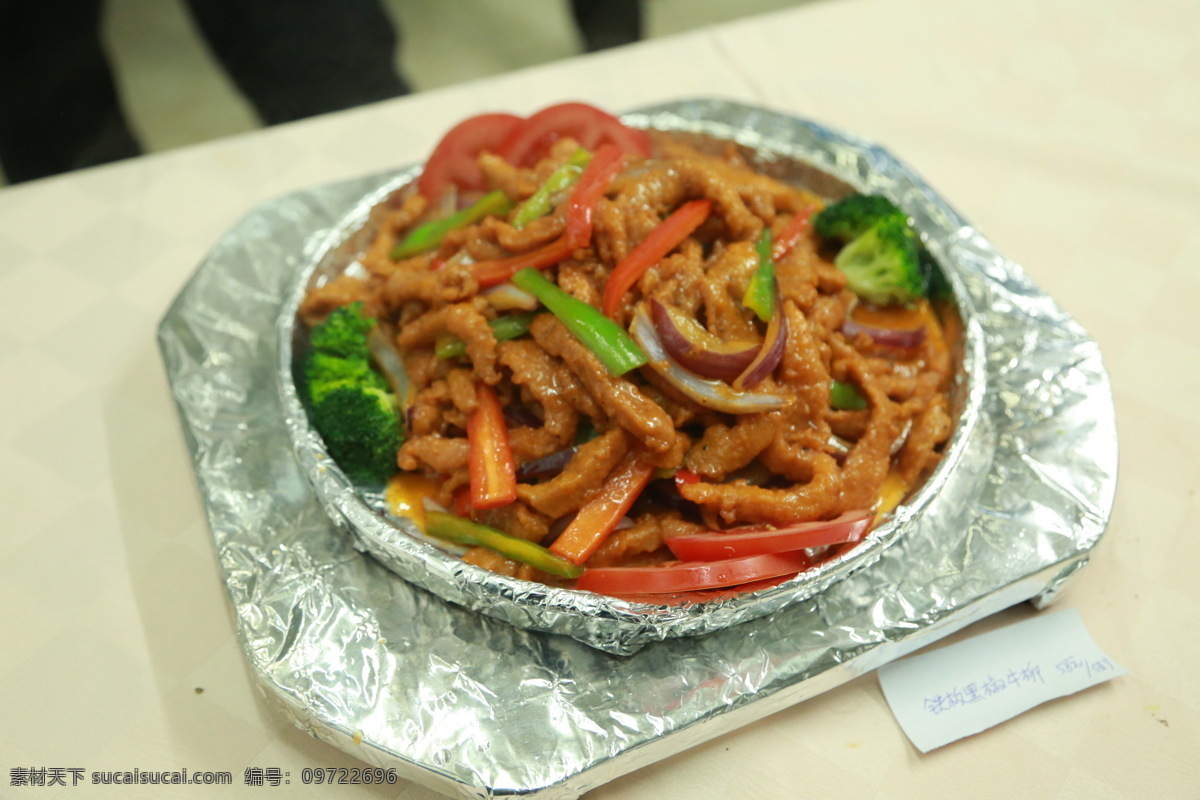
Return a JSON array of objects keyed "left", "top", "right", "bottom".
[
  {"left": 183, "top": 0, "right": 410, "bottom": 126},
  {"left": 0, "top": 0, "right": 643, "bottom": 184},
  {"left": 0, "top": 0, "right": 141, "bottom": 183}
]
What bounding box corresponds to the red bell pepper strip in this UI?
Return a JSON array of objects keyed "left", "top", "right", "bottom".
[
  {"left": 602, "top": 199, "right": 713, "bottom": 318},
  {"left": 549, "top": 453, "right": 656, "bottom": 565},
  {"left": 452, "top": 485, "right": 472, "bottom": 517},
  {"left": 771, "top": 205, "right": 816, "bottom": 261},
  {"left": 663, "top": 510, "right": 873, "bottom": 561},
  {"left": 467, "top": 382, "right": 517, "bottom": 509},
  {"left": 472, "top": 237, "right": 577, "bottom": 288},
  {"left": 564, "top": 143, "right": 625, "bottom": 249},
  {"left": 576, "top": 551, "right": 811, "bottom": 596}
]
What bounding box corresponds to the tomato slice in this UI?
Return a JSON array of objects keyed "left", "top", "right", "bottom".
[
  {"left": 417, "top": 112, "right": 523, "bottom": 201},
  {"left": 664, "top": 510, "right": 873, "bottom": 561},
  {"left": 576, "top": 552, "right": 811, "bottom": 596},
  {"left": 499, "top": 102, "right": 652, "bottom": 167}
]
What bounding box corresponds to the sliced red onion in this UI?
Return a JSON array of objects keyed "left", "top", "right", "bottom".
[
  {"left": 643, "top": 477, "right": 698, "bottom": 513},
  {"left": 732, "top": 294, "right": 788, "bottom": 390},
  {"left": 503, "top": 406, "right": 544, "bottom": 430},
  {"left": 483, "top": 283, "right": 540, "bottom": 311},
  {"left": 650, "top": 300, "right": 759, "bottom": 382},
  {"left": 630, "top": 308, "right": 791, "bottom": 415},
  {"left": 841, "top": 312, "right": 926, "bottom": 349},
  {"left": 516, "top": 445, "right": 579, "bottom": 482}
]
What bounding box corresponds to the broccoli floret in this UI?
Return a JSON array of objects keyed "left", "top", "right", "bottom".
[
  {"left": 308, "top": 302, "right": 374, "bottom": 359},
  {"left": 834, "top": 215, "right": 924, "bottom": 306},
  {"left": 304, "top": 302, "right": 404, "bottom": 484},
  {"left": 305, "top": 351, "right": 389, "bottom": 405},
  {"left": 813, "top": 194, "right": 906, "bottom": 243},
  {"left": 920, "top": 247, "right": 953, "bottom": 301},
  {"left": 310, "top": 386, "right": 403, "bottom": 485}
]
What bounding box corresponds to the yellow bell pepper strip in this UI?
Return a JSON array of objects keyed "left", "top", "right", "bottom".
[
  {"left": 467, "top": 382, "right": 517, "bottom": 509},
  {"left": 511, "top": 267, "right": 647, "bottom": 375},
  {"left": 425, "top": 511, "right": 584, "bottom": 579},
  {"left": 549, "top": 453, "right": 656, "bottom": 566},
  {"left": 391, "top": 190, "right": 514, "bottom": 259},
  {"left": 384, "top": 473, "right": 443, "bottom": 532},
  {"left": 830, "top": 379, "right": 868, "bottom": 410},
  {"left": 601, "top": 198, "right": 713, "bottom": 318},
  {"left": 742, "top": 227, "right": 776, "bottom": 322},
  {"left": 435, "top": 312, "right": 540, "bottom": 359},
  {"left": 564, "top": 143, "right": 625, "bottom": 249},
  {"left": 472, "top": 236, "right": 577, "bottom": 288},
  {"left": 511, "top": 148, "right": 592, "bottom": 229}
]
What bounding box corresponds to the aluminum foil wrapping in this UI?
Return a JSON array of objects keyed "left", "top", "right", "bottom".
[{"left": 159, "top": 100, "right": 1117, "bottom": 799}]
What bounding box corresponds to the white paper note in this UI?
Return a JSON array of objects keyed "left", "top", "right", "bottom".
[{"left": 877, "top": 608, "right": 1127, "bottom": 752}]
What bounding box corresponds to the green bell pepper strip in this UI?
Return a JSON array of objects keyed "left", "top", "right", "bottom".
[
  {"left": 391, "top": 190, "right": 514, "bottom": 259},
  {"left": 511, "top": 267, "right": 647, "bottom": 375},
  {"left": 425, "top": 510, "right": 583, "bottom": 578},
  {"left": 573, "top": 417, "right": 598, "bottom": 445},
  {"left": 435, "top": 312, "right": 540, "bottom": 360},
  {"left": 742, "top": 227, "right": 776, "bottom": 322},
  {"left": 830, "top": 380, "right": 868, "bottom": 410},
  {"left": 511, "top": 148, "right": 592, "bottom": 229}
]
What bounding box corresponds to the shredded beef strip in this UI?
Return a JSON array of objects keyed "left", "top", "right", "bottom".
[
  {"left": 516, "top": 428, "right": 630, "bottom": 519},
  {"left": 528, "top": 314, "right": 676, "bottom": 454},
  {"left": 396, "top": 299, "right": 501, "bottom": 384},
  {"left": 498, "top": 339, "right": 586, "bottom": 462}
]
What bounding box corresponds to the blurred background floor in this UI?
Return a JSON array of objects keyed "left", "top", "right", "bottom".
[{"left": 0, "top": 0, "right": 819, "bottom": 186}]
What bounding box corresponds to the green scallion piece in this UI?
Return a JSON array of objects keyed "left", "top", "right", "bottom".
[
  {"left": 830, "top": 380, "right": 868, "bottom": 411},
  {"left": 391, "top": 190, "right": 514, "bottom": 259},
  {"left": 435, "top": 312, "right": 540, "bottom": 359},
  {"left": 425, "top": 511, "right": 583, "bottom": 578},
  {"left": 742, "top": 227, "right": 776, "bottom": 322},
  {"left": 511, "top": 148, "right": 593, "bottom": 229}
]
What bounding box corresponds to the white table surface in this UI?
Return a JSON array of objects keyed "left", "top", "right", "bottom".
[{"left": 2, "top": 0, "right": 1197, "bottom": 797}]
